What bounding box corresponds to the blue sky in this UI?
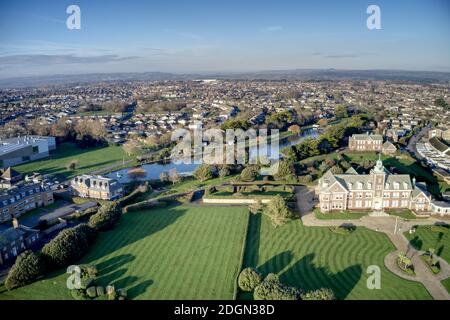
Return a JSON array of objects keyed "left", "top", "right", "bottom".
[{"left": 0, "top": 0, "right": 449, "bottom": 78}]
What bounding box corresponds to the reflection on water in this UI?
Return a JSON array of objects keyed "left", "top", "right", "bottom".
[{"left": 107, "top": 128, "right": 319, "bottom": 183}]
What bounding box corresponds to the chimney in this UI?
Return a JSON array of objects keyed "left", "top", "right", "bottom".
[{"left": 12, "top": 218, "right": 19, "bottom": 229}]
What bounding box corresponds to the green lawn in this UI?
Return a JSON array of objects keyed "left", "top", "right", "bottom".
[
  {"left": 0, "top": 205, "right": 249, "bottom": 300},
  {"left": 14, "top": 142, "right": 134, "bottom": 179},
  {"left": 385, "top": 209, "right": 418, "bottom": 220},
  {"left": 404, "top": 225, "right": 450, "bottom": 264},
  {"left": 241, "top": 214, "right": 432, "bottom": 300},
  {"left": 442, "top": 278, "right": 450, "bottom": 294},
  {"left": 314, "top": 209, "right": 366, "bottom": 220}
]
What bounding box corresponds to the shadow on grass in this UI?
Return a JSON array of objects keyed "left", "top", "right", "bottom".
[
  {"left": 257, "top": 251, "right": 293, "bottom": 275},
  {"left": 242, "top": 213, "right": 262, "bottom": 268},
  {"left": 280, "top": 253, "right": 362, "bottom": 300}
]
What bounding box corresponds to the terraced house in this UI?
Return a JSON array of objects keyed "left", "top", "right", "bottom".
[
  {"left": 70, "top": 175, "right": 123, "bottom": 200},
  {"left": 318, "top": 157, "right": 433, "bottom": 213},
  {"left": 0, "top": 183, "right": 54, "bottom": 223},
  {"left": 348, "top": 133, "right": 383, "bottom": 152}
]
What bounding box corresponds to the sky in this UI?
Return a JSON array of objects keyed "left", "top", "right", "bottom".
[{"left": 0, "top": 0, "right": 449, "bottom": 78}]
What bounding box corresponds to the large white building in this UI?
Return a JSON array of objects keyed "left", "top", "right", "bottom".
[{"left": 0, "top": 136, "right": 56, "bottom": 168}]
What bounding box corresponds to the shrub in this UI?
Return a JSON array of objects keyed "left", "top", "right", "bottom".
[
  {"left": 80, "top": 277, "right": 95, "bottom": 290},
  {"left": 88, "top": 202, "right": 122, "bottom": 231},
  {"left": 74, "top": 223, "right": 97, "bottom": 245},
  {"left": 80, "top": 264, "right": 98, "bottom": 278},
  {"left": 86, "top": 286, "right": 97, "bottom": 298},
  {"left": 219, "top": 167, "right": 230, "bottom": 179},
  {"left": 263, "top": 195, "right": 294, "bottom": 227},
  {"left": 204, "top": 186, "right": 217, "bottom": 196},
  {"left": 298, "top": 174, "right": 313, "bottom": 184},
  {"left": 193, "top": 164, "right": 215, "bottom": 182},
  {"left": 71, "top": 289, "right": 89, "bottom": 300},
  {"left": 240, "top": 166, "right": 259, "bottom": 182},
  {"left": 124, "top": 199, "right": 166, "bottom": 212},
  {"left": 5, "top": 251, "right": 45, "bottom": 290},
  {"left": 42, "top": 226, "right": 91, "bottom": 269},
  {"left": 238, "top": 267, "right": 263, "bottom": 292},
  {"left": 96, "top": 286, "right": 105, "bottom": 296},
  {"left": 253, "top": 273, "right": 299, "bottom": 300},
  {"left": 300, "top": 288, "right": 335, "bottom": 300}
]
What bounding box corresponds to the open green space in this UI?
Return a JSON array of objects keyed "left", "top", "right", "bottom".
[
  {"left": 404, "top": 225, "right": 450, "bottom": 264},
  {"left": 0, "top": 205, "right": 249, "bottom": 300},
  {"left": 14, "top": 142, "right": 134, "bottom": 179},
  {"left": 241, "top": 214, "right": 432, "bottom": 300},
  {"left": 442, "top": 278, "right": 450, "bottom": 294},
  {"left": 314, "top": 209, "right": 366, "bottom": 220},
  {"left": 385, "top": 209, "right": 418, "bottom": 220}
]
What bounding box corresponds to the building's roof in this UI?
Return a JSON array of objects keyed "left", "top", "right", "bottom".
[
  {"left": 71, "top": 175, "right": 122, "bottom": 192},
  {"left": 432, "top": 201, "right": 450, "bottom": 208},
  {"left": 382, "top": 141, "right": 397, "bottom": 150},
  {"left": 0, "top": 183, "right": 51, "bottom": 209},
  {"left": 1, "top": 167, "right": 22, "bottom": 180},
  {"left": 350, "top": 133, "right": 383, "bottom": 141},
  {"left": 319, "top": 159, "right": 412, "bottom": 193},
  {"left": 345, "top": 167, "right": 359, "bottom": 175}
]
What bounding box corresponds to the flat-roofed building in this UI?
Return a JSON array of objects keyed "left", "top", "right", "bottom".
[{"left": 0, "top": 136, "right": 56, "bottom": 168}]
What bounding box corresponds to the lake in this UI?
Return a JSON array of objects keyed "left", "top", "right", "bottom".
[{"left": 106, "top": 128, "right": 319, "bottom": 183}]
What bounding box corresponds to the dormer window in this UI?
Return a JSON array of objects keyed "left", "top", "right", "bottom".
[{"left": 394, "top": 182, "right": 400, "bottom": 190}]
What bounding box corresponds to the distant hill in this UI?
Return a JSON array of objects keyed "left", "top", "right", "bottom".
[{"left": 0, "top": 69, "right": 449, "bottom": 88}]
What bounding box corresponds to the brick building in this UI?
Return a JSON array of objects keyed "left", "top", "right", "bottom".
[
  {"left": 348, "top": 133, "right": 383, "bottom": 152},
  {"left": 317, "top": 157, "right": 432, "bottom": 213},
  {"left": 0, "top": 183, "right": 54, "bottom": 223}
]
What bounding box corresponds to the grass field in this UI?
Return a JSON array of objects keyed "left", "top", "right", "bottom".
[
  {"left": 14, "top": 142, "right": 134, "bottom": 179},
  {"left": 442, "top": 278, "right": 450, "bottom": 294},
  {"left": 0, "top": 205, "right": 249, "bottom": 300},
  {"left": 241, "top": 214, "right": 432, "bottom": 300},
  {"left": 314, "top": 209, "right": 367, "bottom": 220},
  {"left": 405, "top": 225, "right": 450, "bottom": 264}
]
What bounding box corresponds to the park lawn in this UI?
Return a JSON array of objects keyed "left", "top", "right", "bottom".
[
  {"left": 0, "top": 205, "right": 249, "bottom": 300},
  {"left": 241, "top": 214, "right": 432, "bottom": 300},
  {"left": 14, "top": 142, "right": 134, "bottom": 179},
  {"left": 442, "top": 278, "right": 450, "bottom": 294},
  {"left": 404, "top": 225, "right": 450, "bottom": 264},
  {"left": 314, "top": 209, "right": 366, "bottom": 220},
  {"left": 385, "top": 209, "right": 419, "bottom": 220}
]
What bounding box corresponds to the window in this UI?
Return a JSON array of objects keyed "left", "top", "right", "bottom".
[
  {"left": 32, "top": 146, "right": 39, "bottom": 153},
  {"left": 392, "top": 200, "right": 399, "bottom": 207}
]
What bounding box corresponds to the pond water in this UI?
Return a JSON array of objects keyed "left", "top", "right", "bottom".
[{"left": 106, "top": 128, "right": 319, "bottom": 183}]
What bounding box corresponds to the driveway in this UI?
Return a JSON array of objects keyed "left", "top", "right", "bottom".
[{"left": 295, "top": 186, "right": 450, "bottom": 300}]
